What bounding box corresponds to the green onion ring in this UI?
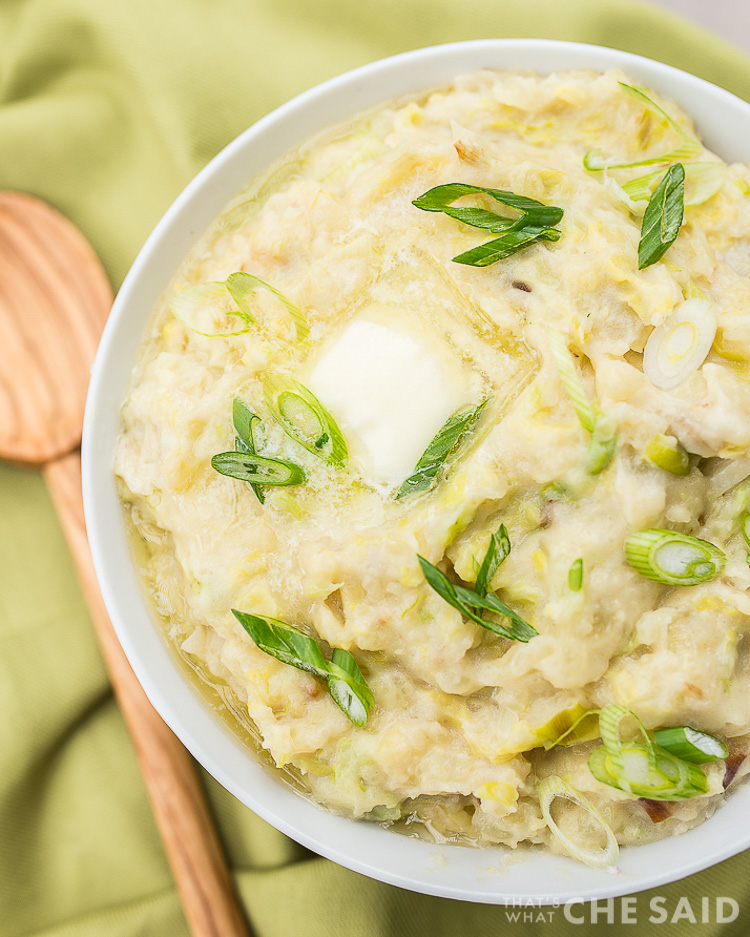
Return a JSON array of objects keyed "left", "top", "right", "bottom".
[
  {"left": 624, "top": 528, "right": 726, "bottom": 586},
  {"left": 537, "top": 775, "right": 619, "bottom": 870},
  {"left": 652, "top": 726, "right": 728, "bottom": 764}
]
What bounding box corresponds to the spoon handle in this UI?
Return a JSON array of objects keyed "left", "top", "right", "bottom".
[{"left": 43, "top": 449, "right": 253, "bottom": 937}]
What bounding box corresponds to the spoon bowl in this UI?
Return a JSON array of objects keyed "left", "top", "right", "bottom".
[{"left": 0, "top": 191, "right": 111, "bottom": 463}]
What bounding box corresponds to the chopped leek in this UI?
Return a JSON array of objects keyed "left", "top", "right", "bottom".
[
  {"left": 396, "top": 400, "right": 488, "bottom": 499},
  {"left": 741, "top": 513, "right": 750, "bottom": 551},
  {"left": 643, "top": 298, "right": 716, "bottom": 389},
  {"left": 652, "top": 726, "right": 728, "bottom": 764},
  {"left": 537, "top": 775, "right": 619, "bottom": 870},
  {"left": 547, "top": 329, "right": 617, "bottom": 474},
  {"left": 232, "top": 610, "right": 372, "bottom": 726},
  {"left": 211, "top": 451, "right": 305, "bottom": 487},
  {"left": 412, "top": 182, "right": 564, "bottom": 267},
  {"left": 644, "top": 435, "right": 690, "bottom": 475},
  {"left": 543, "top": 706, "right": 600, "bottom": 750},
  {"left": 568, "top": 558, "right": 584, "bottom": 591},
  {"left": 684, "top": 281, "right": 707, "bottom": 301},
  {"left": 706, "top": 456, "right": 750, "bottom": 499},
  {"left": 713, "top": 328, "right": 750, "bottom": 362},
  {"left": 638, "top": 164, "right": 685, "bottom": 270},
  {"left": 417, "top": 555, "right": 537, "bottom": 642},
  {"left": 263, "top": 374, "right": 348, "bottom": 466},
  {"left": 624, "top": 528, "right": 726, "bottom": 586},
  {"left": 539, "top": 481, "right": 573, "bottom": 504},
  {"left": 588, "top": 741, "right": 708, "bottom": 800}
]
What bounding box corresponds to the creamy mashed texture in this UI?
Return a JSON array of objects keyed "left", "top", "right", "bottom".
[{"left": 115, "top": 68, "right": 750, "bottom": 863}]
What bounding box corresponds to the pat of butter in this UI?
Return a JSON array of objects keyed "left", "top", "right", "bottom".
[{"left": 308, "top": 319, "right": 471, "bottom": 488}]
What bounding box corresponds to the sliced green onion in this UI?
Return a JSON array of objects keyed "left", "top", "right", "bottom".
[
  {"left": 326, "top": 648, "right": 374, "bottom": 727},
  {"left": 226, "top": 271, "right": 309, "bottom": 341},
  {"left": 644, "top": 435, "right": 690, "bottom": 475},
  {"left": 584, "top": 140, "right": 700, "bottom": 172},
  {"left": 588, "top": 740, "right": 709, "bottom": 800},
  {"left": 263, "top": 374, "right": 348, "bottom": 466},
  {"left": 412, "top": 182, "right": 564, "bottom": 267},
  {"left": 211, "top": 451, "right": 305, "bottom": 486},
  {"left": 280, "top": 393, "right": 327, "bottom": 446},
  {"left": 537, "top": 775, "right": 619, "bottom": 870},
  {"left": 622, "top": 171, "right": 666, "bottom": 203},
  {"left": 599, "top": 704, "right": 656, "bottom": 782},
  {"left": 624, "top": 528, "right": 726, "bottom": 586},
  {"left": 601, "top": 171, "right": 641, "bottom": 212},
  {"left": 584, "top": 83, "right": 700, "bottom": 172},
  {"left": 417, "top": 554, "right": 537, "bottom": 643},
  {"left": 396, "top": 400, "right": 488, "bottom": 499},
  {"left": 170, "top": 273, "right": 309, "bottom": 340},
  {"left": 232, "top": 610, "right": 373, "bottom": 727},
  {"left": 619, "top": 82, "right": 697, "bottom": 141},
  {"left": 652, "top": 726, "right": 728, "bottom": 764},
  {"left": 232, "top": 610, "right": 330, "bottom": 678},
  {"left": 584, "top": 144, "right": 696, "bottom": 172},
  {"left": 547, "top": 330, "right": 594, "bottom": 433},
  {"left": 474, "top": 523, "right": 511, "bottom": 596},
  {"left": 588, "top": 418, "right": 618, "bottom": 476},
  {"left": 412, "top": 182, "right": 563, "bottom": 231},
  {"left": 568, "top": 558, "right": 584, "bottom": 591},
  {"left": 171, "top": 282, "right": 253, "bottom": 336},
  {"left": 232, "top": 398, "right": 259, "bottom": 452},
  {"left": 452, "top": 225, "right": 560, "bottom": 267},
  {"left": 638, "top": 164, "right": 685, "bottom": 270},
  {"left": 623, "top": 162, "right": 724, "bottom": 207},
  {"left": 547, "top": 330, "right": 617, "bottom": 474},
  {"left": 232, "top": 398, "right": 266, "bottom": 503},
  {"left": 643, "top": 298, "right": 716, "bottom": 390}
]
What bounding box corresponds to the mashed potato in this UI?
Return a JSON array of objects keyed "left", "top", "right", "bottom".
[{"left": 115, "top": 68, "right": 750, "bottom": 864}]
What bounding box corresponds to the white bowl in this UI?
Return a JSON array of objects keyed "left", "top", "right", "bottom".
[{"left": 82, "top": 39, "right": 750, "bottom": 904}]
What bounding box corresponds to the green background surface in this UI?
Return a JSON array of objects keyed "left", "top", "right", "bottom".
[{"left": 1, "top": 1, "right": 749, "bottom": 934}]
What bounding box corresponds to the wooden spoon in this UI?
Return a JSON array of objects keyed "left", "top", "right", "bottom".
[{"left": 0, "top": 191, "right": 252, "bottom": 937}]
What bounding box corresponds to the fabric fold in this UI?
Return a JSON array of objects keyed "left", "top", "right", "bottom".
[{"left": 1, "top": 1, "right": 749, "bottom": 935}]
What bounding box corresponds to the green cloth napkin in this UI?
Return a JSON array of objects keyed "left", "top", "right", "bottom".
[{"left": 1, "top": 1, "right": 749, "bottom": 934}]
